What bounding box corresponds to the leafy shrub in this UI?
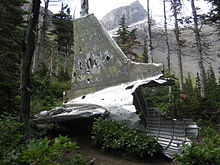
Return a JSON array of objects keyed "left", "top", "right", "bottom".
[
  {"left": 31, "top": 73, "right": 71, "bottom": 113},
  {"left": 64, "top": 154, "right": 88, "bottom": 165},
  {"left": 91, "top": 118, "right": 158, "bottom": 158},
  {"left": 0, "top": 115, "right": 23, "bottom": 164},
  {"left": 175, "top": 143, "right": 220, "bottom": 165},
  {"left": 175, "top": 127, "right": 220, "bottom": 165},
  {"left": 19, "top": 136, "right": 78, "bottom": 165},
  {"left": 0, "top": 114, "right": 80, "bottom": 165}
]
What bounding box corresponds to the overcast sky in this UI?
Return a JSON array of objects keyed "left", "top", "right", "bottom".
[{"left": 48, "top": 0, "right": 211, "bottom": 24}]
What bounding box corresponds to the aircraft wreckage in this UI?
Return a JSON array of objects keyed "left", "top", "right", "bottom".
[{"left": 34, "top": 5, "right": 199, "bottom": 158}]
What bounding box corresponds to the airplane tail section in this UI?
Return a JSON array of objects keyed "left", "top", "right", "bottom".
[{"left": 66, "top": 14, "right": 163, "bottom": 101}]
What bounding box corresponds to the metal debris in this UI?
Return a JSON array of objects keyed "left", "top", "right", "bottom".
[{"left": 33, "top": 14, "right": 199, "bottom": 158}]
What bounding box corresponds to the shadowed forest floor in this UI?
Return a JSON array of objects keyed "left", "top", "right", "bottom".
[{"left": 65, "top": 135, "right": 179, "bottom": 165}]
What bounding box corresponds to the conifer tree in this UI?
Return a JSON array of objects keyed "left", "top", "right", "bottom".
[
  {"left": 184, "top": 73, "right": 194, "bottom": 96},
  {"left": 142, "top": 39, "right": 148, "bottom": 63},
  {"left": 163, "top": 0, "right": 171, "bottom": 72},
  {"left": 191, "top": 0, "right": 206, "bottom": 98},
  {"left": 0, "top": 0, "right": 26, "bottom": 114},
  {"left": 32, "top": 0, "right": 50, "bottom": 73},
  {"left": 146, "top": 0, "right": 153, "bottom": 62},
  {"left": 115, "top": 14, "right": 129, "bottom": 51},
  {"left": 205, "top": 64, "right": 218, "bottom": 98},
  {"left": 115, "top": 15, "right": 140, "bottom": 60},
  {"left": 171, "top": 0, "right": 184, "bottom": 91},
  {"left": 51, "top": 4, "right": 73, "bottom": 75}
]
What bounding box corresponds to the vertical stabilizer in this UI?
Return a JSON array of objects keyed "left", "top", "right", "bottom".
[{"left": 66, "top": 14, "right": 162, "bottom": 100}]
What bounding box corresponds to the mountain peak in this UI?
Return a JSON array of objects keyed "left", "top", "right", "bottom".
[
  {"left": 131, "top": 0, "right": 142, "bottom": 6},
  {"left": 101, "top": 1, "right": 147, "bottom": 31}
]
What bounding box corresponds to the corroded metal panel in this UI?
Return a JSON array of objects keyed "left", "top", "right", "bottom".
[{"left": 66, "top": 14, "right": 163, "bottom": 100}]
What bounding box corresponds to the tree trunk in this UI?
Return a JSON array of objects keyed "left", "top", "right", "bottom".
[
  {"left": 32, "top": 0, "right": 50, "bottom": 73},
  {"left": 64, "top": 44, "right": 68, "bottom": 73},
  {"left": 146, "top": 0, "right": 153, "bottom": 62},
  {"left": 172, "top": 0, "right": 184, "bottom": 91},
  {"left": 191, "top": 0, "right": 206, "bottom": 97},
  {"left": 163, "top": 0, "right": 171, "bottom": 72},
  {"left": 80, "top": 0, "right": 89, "bottom": 17},
  {"left": 21, "top": 0, "right": 40, "bottom": 139}
]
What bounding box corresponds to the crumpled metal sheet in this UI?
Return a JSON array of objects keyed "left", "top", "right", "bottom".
[
  {"left": 144, "top": 108, "right": 199, "bottom": 158},
  {"left": 33, "top": 104, "right": 108, "bottom": 123}
]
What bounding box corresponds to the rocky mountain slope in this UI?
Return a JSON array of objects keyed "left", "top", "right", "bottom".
[
  {"left": 101, "top": 0, "right": 147, "bottom": 31},
  {"left": 101, "top": 1, "right": 220, "bottom": 78}
]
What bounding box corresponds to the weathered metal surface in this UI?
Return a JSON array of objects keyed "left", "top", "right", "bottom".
[
  {"left": 65, "top": 14, "right": 163, "bottom": 101},
  {"left": 144, "top": 108, "right": 199, "bottom": 158},
  {"left": 33, "top": 104, "right": 108, "bottom": 123}
]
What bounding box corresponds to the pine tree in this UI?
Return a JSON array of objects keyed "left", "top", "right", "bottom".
[
  {"left": 32, "top": 0, "right": 50, "bottom": 73},
  {"left": 184, "top": 73, "right": 194, "bottom": 96},
  {"left": 146, "top": 0, "right": 153, "bottom": 62},
  {"left": 51, "top": 4, "right": 73, "bottom": 75},
  {"left": 195, "top": 72, "right": 201, "bottom": 96},
  {"left": 115, "top": 14, "right": 129, "bottom": 51},
  {"left": 142, "top": 39, "right": 148, "bottom": 63},
  {"left": 205, "top": 64, "right": 218, "bottom": 98},
  {"left": 163, "top": 0, "right": 171, "bottom": 72},
  {"left": 115, "top": 15, "right": 140, "bottom": 60},
  {"left": 0, "top": 0, "right": 26, "bottom": 114},
  {"left": 191, "top": 0, "right": 206, "bottom": 98},
  {"left": 171, "top": 0, "right": 184, "bottom": 91}
]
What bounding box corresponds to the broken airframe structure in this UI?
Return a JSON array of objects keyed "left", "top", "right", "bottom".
[{"left": 34, "top": 13, "right": 199, "bottom": 158}]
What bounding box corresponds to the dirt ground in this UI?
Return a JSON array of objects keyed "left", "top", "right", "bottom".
[{"left": 66, "top": 135, "right": 179, "bottom": 165}]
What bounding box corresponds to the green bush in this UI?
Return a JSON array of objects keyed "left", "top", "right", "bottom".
[
  {"left": 0, "top": 115, "right": 23, "bottom": 164},
  {"left": 31, "top": 74, "right": 71, "bottom": 114},
  {"left": 175, "top": 127, "right": 220, "bottom": 165},
  {"left": 0, "top": 114, "right": 81, "bottom": 165},
  {"left": 64, "top": 154, "right": 88, "bottom": 165},
  {"left": 91, "top": 118, "right": 158, "bottom": 158},
  {"left": 175, "top": 143, "right": 220, "bottom": 165},
  {"left": 19, "top": 136, "right": 78, "bottom": 165}
]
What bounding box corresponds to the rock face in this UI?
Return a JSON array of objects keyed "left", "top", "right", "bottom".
[
  {"left": 102, "top": 3, "right": 220, "bottom": 77},
  {"left": 100, "top": 0, "right": 147, "bottom": 31}
]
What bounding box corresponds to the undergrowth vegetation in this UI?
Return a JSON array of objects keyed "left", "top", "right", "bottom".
[
  {"left": 30, "top": 64, "right": 71, "bottom": 114},
  {"left": 91, "top": 117, "right": 159, "bottom": 159},
  {"left": 175, "top": 127, "right": 220, "bottom": 165},
  {"left": 0, "top": 114, "right": 78, "bottom": 165}
]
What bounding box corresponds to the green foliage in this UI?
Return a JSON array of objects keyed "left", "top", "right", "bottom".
[
  {"left": 0, "top": 0, "right": 26, "bottom": 114},
  {"left": 91, "top": 118, "right": 158, "bottom": 158},
  {"left": 142, "top": 70, "right": 220, "bottom": 124},
  {"left": 0, "top": 114, "right": 80, "bottom": 165},
  {"left": 19, "top": 136, "right": 78, "bottom": 165},
  {"left": 175, "top": 127, "right": 220, "bottom": 165},
  {"left": 64, "top": 154, "right": 88, "bottom": 165},
  {"left": 51, "top": 6, "right": 73, "bottom": 74},
  {"left": 114, "top": 14, "right": 140, "bottom": 60},
  {"left": 142, "top": 39, "right": 148, "bottom": 63},
  {"left": 58, "top": 65, "right": 71, "bottom": 82},
  {"left": 31, "top": 73, "right": 71, "bottom": 113},
  {"left": 0, "top": 115, "right": 23, "bottom": 164}
]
